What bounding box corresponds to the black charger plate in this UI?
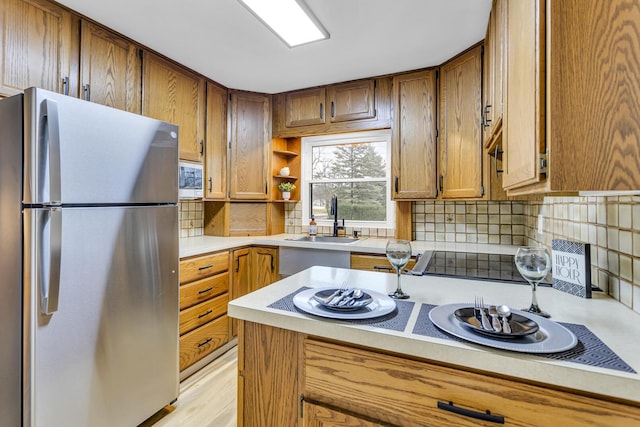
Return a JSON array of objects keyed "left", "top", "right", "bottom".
[{"left": 454, "top": 307, "right": 539, "bottom": 339}]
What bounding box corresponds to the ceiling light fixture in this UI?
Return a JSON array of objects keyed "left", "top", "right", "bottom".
[{"left": 237, "top": 0, "right": 329, "bottom": 48}]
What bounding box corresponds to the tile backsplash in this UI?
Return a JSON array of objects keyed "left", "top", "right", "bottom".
[
  {"left": 179, "top": 201, "right": 204, "bottom": 238},
  {"left": 411, "top": 201, "right": 526, "bottom": 245},
  {"left": 523, "top": 195, "right": 640, "bottom": 314},
  {"left": 284, "top": 202, "right": 396, "bottom": 238},
  {"left": 410, "top": 196, "right": 640, "bottom": 313},
  {"left": 195, "top": 196, "right": 640, "bottom": 312}
]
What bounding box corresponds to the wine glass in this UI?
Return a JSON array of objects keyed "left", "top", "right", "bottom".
[
  {"left": 514, "top": 246, "right": 552, "bottom": 318},
  {"left": 386, "top": 239, "right": 412, "bottom": 299}
]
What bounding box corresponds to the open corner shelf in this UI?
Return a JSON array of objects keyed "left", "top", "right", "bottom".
[{"left": 273, "top": 149, "right": 299, "bottom": 157}]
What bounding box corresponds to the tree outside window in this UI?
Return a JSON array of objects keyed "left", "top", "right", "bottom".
[{"left": 302, "top": 130, "right": 393, "bottom": 229}]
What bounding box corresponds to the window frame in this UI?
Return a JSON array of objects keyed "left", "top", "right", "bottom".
[{"left": 301, "top": 130, "right": 394, "bottom": 229}]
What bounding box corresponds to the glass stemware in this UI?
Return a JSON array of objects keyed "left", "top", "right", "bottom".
[
  {"left": 514, "top": 246, "right": 552, "bottom": 318},
  {"left": 385, "top": 239, "right": 412, "bottom": 299}
]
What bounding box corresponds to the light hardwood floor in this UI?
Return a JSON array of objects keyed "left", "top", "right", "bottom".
[{"left": 140, "top": 347, "right": 238, "bottom": 427}]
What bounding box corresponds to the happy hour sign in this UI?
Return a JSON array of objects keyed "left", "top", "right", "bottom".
[{"left": 551, "top": 239, "right": 592, "bottom": 298}]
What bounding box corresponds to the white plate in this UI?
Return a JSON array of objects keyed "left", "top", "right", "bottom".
[
  {"left": 293, "top": 287, "right": 397, "bottom": 320},
  {"left": 428, "top": 303, "right": 578, "bottom": 353}
]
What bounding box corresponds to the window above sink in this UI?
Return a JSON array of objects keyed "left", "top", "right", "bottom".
[{"left": 301, "top": 130, "right": 395, "bottom": 230}]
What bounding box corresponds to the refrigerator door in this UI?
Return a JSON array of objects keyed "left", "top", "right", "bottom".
[
  {"left": 24, "top": 205, "right": 179, "bottom": 427},
  {"left": 23, "top": 87, "right": 178, "bottom": 205},
  {"left": 0, "top": 85, "right": 23, "bottom": 427}
]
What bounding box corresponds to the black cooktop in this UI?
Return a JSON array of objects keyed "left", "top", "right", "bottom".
[{"left": 424, "top": 251, "right": 552, "bottom": 286}]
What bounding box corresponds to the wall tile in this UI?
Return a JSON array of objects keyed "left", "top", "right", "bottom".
[{"left": 521, "top": 196, "right": 640, "bottom": 310}]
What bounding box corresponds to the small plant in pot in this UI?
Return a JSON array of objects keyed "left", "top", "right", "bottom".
[{"left": 278, "top": 181, "right": 296, "bottom": 200}]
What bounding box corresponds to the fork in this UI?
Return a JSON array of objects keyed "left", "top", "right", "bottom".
[
  {"left": 325, "top": 281, "right": 350, "bottom": 305},
  {"left": 475, "top": 296, "right": 492, "bottom": 330}
]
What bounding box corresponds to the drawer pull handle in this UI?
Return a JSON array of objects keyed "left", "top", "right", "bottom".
[
  {"left": 197, "top": 337, "right": 212, "bottom": 348},
  {"left": 197, "top": 309, "right": 213, "bottom": 319},
  {"left": 373, "top": 265, "right": 393, "bottom": 272},
  {"left": 437, "top": 401, "right": 504, "bottom": 424},
  {"left": 198, "top": 264, "right": 213, "bottom": 271},
  {"left": 198, "top": 287, "right": 213, "bottom": 295}
]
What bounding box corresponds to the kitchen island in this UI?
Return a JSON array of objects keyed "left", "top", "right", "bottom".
[{"left": 228, "top": 266, "right": 640, "bottom": 426}]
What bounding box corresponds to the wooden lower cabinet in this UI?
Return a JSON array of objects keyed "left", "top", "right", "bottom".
[
  {"left": 179, "top": 250, "right": 231, "bottom": 372},
  {"left": 237, "top": 322, "right": 640, "bottom": 427},
  {"left": 231, "top": 246, "right": 279, "bottom": 337},
  {"left": 179, "top": 314, "right": 229, "bottom": 371},
  {"left": 350, "top": 253, "right": 416, "bottom": 273},
  {"left": 302, "top": 401, "right": 387, "bottom": 427}
]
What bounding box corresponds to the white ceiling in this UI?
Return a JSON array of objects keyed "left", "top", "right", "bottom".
[{"left": 56, "top": 0, "right": 492, "bottom": 94}]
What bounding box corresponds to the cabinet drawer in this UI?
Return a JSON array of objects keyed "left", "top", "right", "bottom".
[
  {"left": 180, "top": 272, "right": 229, "bottom": 310},
  {"left": 179, "top": 293, "right": 228, "bottom": 335},
  {"left": 180, "top": 251, "right": 229, "bottom": 284},
  {"left": 179, "top": 315, "right": 229, "bottom": 371},
  {"left": 304, "top": 339, "right": 640, "bottom": 427},
  {"left": 350, "top": 254, "right": 416, "bottom": 272}
]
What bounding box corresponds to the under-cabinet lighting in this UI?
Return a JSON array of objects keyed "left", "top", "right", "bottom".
[{"left": 238, "top": 0, "right": 329, "bottom": 47}]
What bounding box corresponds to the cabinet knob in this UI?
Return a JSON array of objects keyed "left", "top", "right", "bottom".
[
  {"left": 83, "top": 84, "right": 90, "bottom": 101},
  {"left": 493, "top": 146, "right": 504, "bottom": 179},
  {"left": 62, "top": 77, "right": 69, "bottom": 96}
]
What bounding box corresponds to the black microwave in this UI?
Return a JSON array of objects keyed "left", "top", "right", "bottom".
[{"left": 178, "top": 162, "right": 203, "bottom": 199}]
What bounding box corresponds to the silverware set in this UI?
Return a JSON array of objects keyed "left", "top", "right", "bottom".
[{"left": 474, "top": 296, "right": 511, "bottom": 333}]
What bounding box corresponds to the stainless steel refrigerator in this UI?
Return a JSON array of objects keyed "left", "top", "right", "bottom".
[{"left": 0, "top": 88, "right": 180, "bottom": 426}]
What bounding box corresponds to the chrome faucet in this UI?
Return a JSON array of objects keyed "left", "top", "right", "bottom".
[{"left": 330, "top": 194, "right": 344, "bottom": 237}]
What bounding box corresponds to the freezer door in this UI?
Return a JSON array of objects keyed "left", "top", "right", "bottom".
[
  {"left": 24, "top": 205, "right": 179, "bottom": 427},
  {"left": 23, "top": 87, "right": 178, "bottom": 205}
]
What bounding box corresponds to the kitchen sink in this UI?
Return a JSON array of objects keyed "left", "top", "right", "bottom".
[{"left": 287, "top": 236, "right": 360, "bottom": 244}]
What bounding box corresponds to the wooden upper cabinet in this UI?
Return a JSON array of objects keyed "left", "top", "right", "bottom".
[
  {"left": 502, "top": 0, "right": 545, "bottom": 191},
  {"left": 327, "top": 79, "right": 376, "bottom": 123},
  {"left": 285, "top": 87, "right": 325, "bottom": 127},
  {"left": 0, "top": 0, "right": 78, "bottom": 97},
  {"left": 204, "top": 81, "right": 227, "bottom": 200},
  {"left": 79, "top": 21, "right": 141, "bottom": 113},
  {"left": 273, "top": 78, "right": 391, "bottom": 138},
  {"left": 439, "top": 46, "right": 483, "bottom": 199},
  {"left": 142, "top": 52, "right": 206, "bottom": 162},
  {"left": 547, "top": 0, "right": 640, "bottom": 191},
  {"left": 503, "top": 0, "right": 640, "bottom": 194},
  {"left": 391, "top": 70, "right": 438, "bottom": 199},
  {"left": 482, "top": 0, "right": 506, "bottom": 150},
  {"left": 229, "top": 91, "right": 270, "bottom": 200}
]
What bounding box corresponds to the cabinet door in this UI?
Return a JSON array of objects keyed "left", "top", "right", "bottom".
[
  {"left": 502, "top": 0, "right": 545, "bottom": 190},
  {"left": 285, "top": 87, "right": 326, "bottom": 127},
  {"left": 142, "top": 52, "right": 206, "bottom": 162},
  {"left": 204, "top": 81, "right": 228, "bottom": 199},
  {"left": 439, "top": 46, "right": 483, "bottom": 199},
  {"left": 0, "top": 0, "right": 78, "bottom": 97},
  {"left": 250, "top": 247, "right": 278, "bottom": 292},
  {"left": 229, "top": 91, "right": 270, "bottom": 200},
  {"left": 302, "top": 400, "right": 387, "bottom": 427},
  {"left": 327, "top": 80, "right": 375, "bottom": 123},
  {"left": 230, "top": 247, "right": 250, "bottom": 337},
  {"left": 482, "top": 0, "right": 505, "bottom": 149},
  {"left": 79, "top": 21, "right": 141, "bottom": 113},
  {"left": 391, "top": 70, "right": 438, "bottom": 199}
]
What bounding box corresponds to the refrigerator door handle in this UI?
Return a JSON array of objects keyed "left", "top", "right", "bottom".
[
  {"left": 40, "top": 99, "right": 62, "bottom": 205},
  {"left": 38, "top": 208, "right": 62, "bottom": 315}
]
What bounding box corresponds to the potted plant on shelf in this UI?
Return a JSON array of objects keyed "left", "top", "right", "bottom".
[{"left": 278, "top": 181, "right": 296, "bottom": 200}]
